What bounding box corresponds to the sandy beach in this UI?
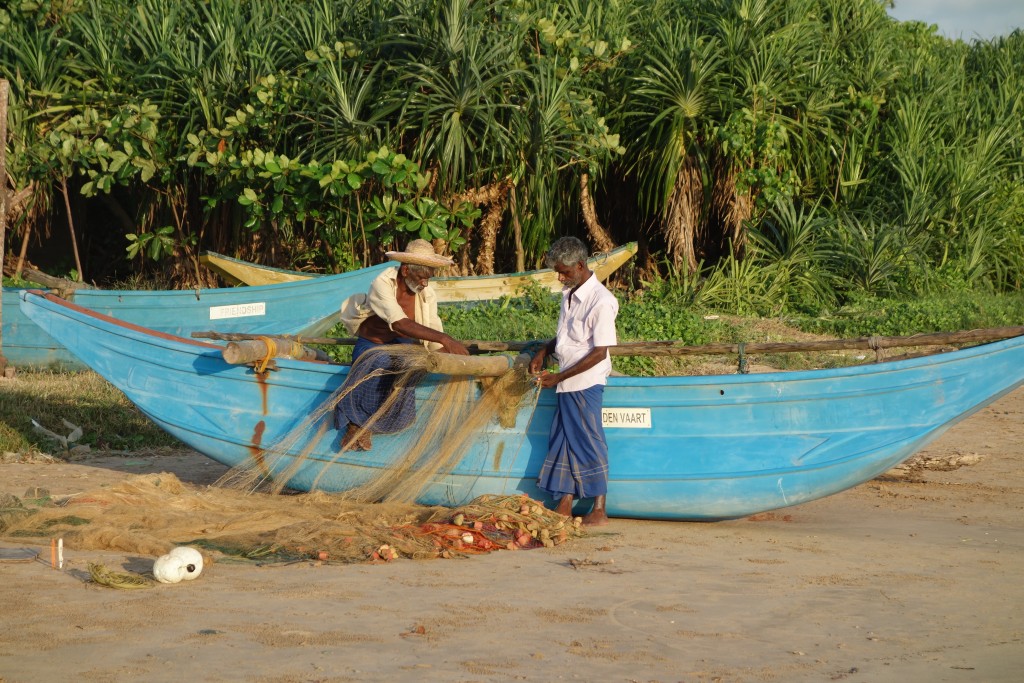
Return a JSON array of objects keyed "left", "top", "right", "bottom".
[{"left": 1, "top": 388, "right": 1022, "bottom": 683}]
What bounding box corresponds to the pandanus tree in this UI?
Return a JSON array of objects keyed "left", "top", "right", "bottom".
[
  {"left": 615, "top": 0, "right": 823, "bottom": 274},
  {"left": 2, "top": 0, "right": 1022, "bottom": 304}
]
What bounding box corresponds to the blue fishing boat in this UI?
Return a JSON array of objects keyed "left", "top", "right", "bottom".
[
  {"left": 20, "top": 290, "right": 1024, "bottom": 520},
  {"left": 2, "top": 264, "right": 388, "bottom": 371}
]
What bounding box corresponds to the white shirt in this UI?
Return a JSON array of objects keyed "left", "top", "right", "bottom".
[{"left": 553, "top": 273, "right": 619, "bottom": 393}]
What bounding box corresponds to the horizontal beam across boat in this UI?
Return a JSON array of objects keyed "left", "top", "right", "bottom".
[{"left": 195, "top": 326, "right": 1024, "bottom": 358}]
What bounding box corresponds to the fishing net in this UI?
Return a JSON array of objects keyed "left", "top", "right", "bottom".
[
  {"left": 0, "top": 345, "right": 582, "bottom": 566},
  {"left": 0, "top": 474, "right": 584, "bottom": 565},
  {"left": 217, "top": 344, "right": 540, "bottom": 505}
]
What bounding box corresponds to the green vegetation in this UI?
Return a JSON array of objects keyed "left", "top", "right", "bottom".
[
  {"left": 790, "top": 292, "right": 1024, "bottom": 338},
  {"left": 1, "top": 0, "right": 1020, "bottom": 315}
]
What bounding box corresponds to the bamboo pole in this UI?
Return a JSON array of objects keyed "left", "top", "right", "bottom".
[{"left": 194, "top": 326, "right": 1024, "bottom": 358}]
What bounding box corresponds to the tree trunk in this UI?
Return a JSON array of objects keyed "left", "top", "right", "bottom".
[
  {"left": 662, "top": 157, "right": 703, "bottom": 274},
  {"left": 711, "top": 160, "right": 752, "bottom": 259},
  {"left": 580, "top": 174, "right": 615, "bottom": 253},
  {"left": 15, "top": 223, "right": 30, "bottom": 280},
  {"left": 450, "top": 180, "right": 510, "bottom": 276},
  {"left": 509, "top": 185, "right": 525, "bottom": 272},
  {"left": 0, "top": 79, "right": 8, "bottom": 369}
]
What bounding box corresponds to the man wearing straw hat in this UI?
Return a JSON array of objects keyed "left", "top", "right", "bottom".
[
  {"left": 336, "top": 239, "right": 469, "bottom": 450},
  {"left": 529, "top": 236, "right": 619, "bottom": 526}
]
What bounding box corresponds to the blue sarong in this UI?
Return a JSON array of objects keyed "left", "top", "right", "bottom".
[
  {"left": 334, "top": 337, "right": 420, "bottom": 434},
  {"left": 537, "top": 385, "right": 608, "bottom": 498}
]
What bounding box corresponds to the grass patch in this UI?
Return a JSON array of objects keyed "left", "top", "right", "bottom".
[
  {"left": 789, "top": 291, "right": 1024, "bottom": 338},
  {"left": 0, "top": 370, "right": 181, "bottom": 454}
]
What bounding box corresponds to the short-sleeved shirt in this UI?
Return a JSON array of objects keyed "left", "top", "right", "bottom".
[
  {"left": 339, "top": 266, "right": 444, "bottom": 351},
  {"left": 553, "top": 273, "right": 618, "bottom": 393}
]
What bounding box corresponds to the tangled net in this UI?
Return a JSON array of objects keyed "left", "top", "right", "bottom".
[
  {"left": 0, "top": 474, "right": 585, "bottom": 565},
  {"left": 217, "top": 344, "right": 540, "bottom": 504}
]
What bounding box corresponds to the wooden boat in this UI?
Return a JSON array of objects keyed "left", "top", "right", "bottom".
[
  {"left": 20, "top": 290, "right": 1024, "bottom": 520},
  {"left": 200, "top": 242, "right": 639, "bottom": 302},
  {"left": 1, "top": 264, "right": 387, "bottom": 371}
]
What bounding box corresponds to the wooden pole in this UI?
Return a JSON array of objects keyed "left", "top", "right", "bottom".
[
  {"left": 194, "top": 326, "right": 1024, "bottom": 358},
  {"left": 422, "top": 351, "right": 512, "bottom": 377},
  {"left": 0, "top": 79, "right": 9, "bottom": 372},
  {"left": 15, "top": 222, "right": 31, "bottom": 280},
  {"left": 220, "top": 337, "right": 514, "bottom": 377},
  {"left": 61, "top": 179, "right": 84, "bottom": 282},
  {"left": 15, "top": 266, "right": 95, "bottom": 291},
  {"left": 222, "top": 338, "right": 329, "bottom": 365}
]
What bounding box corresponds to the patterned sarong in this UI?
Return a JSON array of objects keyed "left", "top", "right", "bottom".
[
  {"left": 334, "top": 338, "right": 420, "bottom": 434},
  {"left": 537, "top": 385, "right": 608, "bottom": 498}
]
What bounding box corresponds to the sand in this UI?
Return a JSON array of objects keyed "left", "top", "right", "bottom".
[{"left": 1, "top": 389, "right": 1023, "bottom": 683}]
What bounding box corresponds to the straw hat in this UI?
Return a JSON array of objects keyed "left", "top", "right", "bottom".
[{"left": 385, "top": 239, "right": 454, "bottom": 268}]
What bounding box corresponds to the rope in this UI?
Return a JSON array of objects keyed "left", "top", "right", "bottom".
[
  {"left": 89, "top": 562, "right": 155, "bottom": 589},
  {"left": 255, "top": 336, "right": 278, "bottom": 373},
  {"left": 868, "top": 335, "right": 884, "bottom": 362}
]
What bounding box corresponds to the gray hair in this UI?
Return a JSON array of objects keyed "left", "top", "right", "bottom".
[{"left": 544, "top": 236, "right": 589, "bottom": 268}]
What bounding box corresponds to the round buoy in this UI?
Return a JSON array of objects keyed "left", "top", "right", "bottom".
[
  {"left": 152, "top": 553, "right": 186, "bottom": 584},
  {"left": 168, "top": 546, "right": 204, "bottom": 581},
  {"left": 153, "top": 546, "right": 205, "bottom": 584}
]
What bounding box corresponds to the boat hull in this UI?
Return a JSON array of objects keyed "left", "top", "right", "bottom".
[
  {"left": 2, "top": 264, "right": 387, "bottom": 371},
  {"left": 20, "top": 290, "right": 1024, "bottom": 520}
]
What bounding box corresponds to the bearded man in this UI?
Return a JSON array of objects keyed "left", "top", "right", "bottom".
[{"left": 336, "top": 239, "right": 468, "bottom": 450}]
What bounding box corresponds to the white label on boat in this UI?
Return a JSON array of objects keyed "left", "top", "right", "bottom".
[
  {"left": 602, "top": 408, "right": 652, "bottom": 429},
  {"left": 209, "top": 302, "right": 266, "bottom": 320}
]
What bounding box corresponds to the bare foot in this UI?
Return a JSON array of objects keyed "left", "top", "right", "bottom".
[
  {"left": 582, "top": 509, "right": 609, "bottom": 526},
  {"left": 582, "top": 495, "right": 608, "bottom": 526},
  {"left": 554, "top": 495, "right": 574, "bottom": 517},
  {"left": 342, "top": 424, "right": 370, "bottom": 452}
]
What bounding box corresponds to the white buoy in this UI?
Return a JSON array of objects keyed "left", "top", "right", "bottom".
[
  {"left": 153, "top": 546, "right": 205, "bottom": 584},
  {"left": 168, "top": 546, "right": 204, "bottom": 581},
  {"left": 153, "top": 553, "right": 186, "bottom": 584}
]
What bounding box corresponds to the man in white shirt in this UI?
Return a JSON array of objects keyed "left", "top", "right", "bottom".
[
  {"left": 529, "top": 236, "right": 619, "bottom": 526},
  {"left": 336, "top": 239, "right": 469, "bottom": 450}
]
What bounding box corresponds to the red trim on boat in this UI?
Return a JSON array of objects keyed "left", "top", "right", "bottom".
[{"left": 29, "top": 290, "right": 222, "bottom": 349}]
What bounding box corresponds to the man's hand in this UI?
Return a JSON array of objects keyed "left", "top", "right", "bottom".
[
  {"left": 441, "top": 336, "right": 470, "bottom": 356},
  {"left": 529, "top": 347, "right": 548, "bottom": 375},
  {"left": 534, "top": 369, "right": 560, "bottom": 389}
]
